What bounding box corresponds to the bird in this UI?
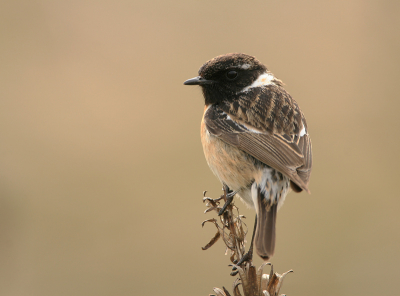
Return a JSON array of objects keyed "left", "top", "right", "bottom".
[{"left": 184, "top": 53, "right": 312, "bottom": 262}]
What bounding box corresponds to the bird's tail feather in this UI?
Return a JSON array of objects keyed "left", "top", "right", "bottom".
[{"left": 254, "top": 189, "right": 277, "bottom": 260}]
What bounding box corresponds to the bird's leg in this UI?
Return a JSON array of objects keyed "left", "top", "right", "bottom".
[
  {"left": 218, "top": 185, "right": 237, "bottom": 216},
  {"left": 231, "top": 215, "right": 257, "bottom": 276}
]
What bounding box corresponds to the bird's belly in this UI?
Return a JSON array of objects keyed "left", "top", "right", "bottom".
[
  {"left": 201, "top": 119, "right": 290, "bottom": 210},
  {"left": 201, "top": 120, "right": 257, "bottom": 205}
]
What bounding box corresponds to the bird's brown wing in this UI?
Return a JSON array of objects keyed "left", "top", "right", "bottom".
[{"left": 204, "top": 86, "right": 312, "bottom": 192}]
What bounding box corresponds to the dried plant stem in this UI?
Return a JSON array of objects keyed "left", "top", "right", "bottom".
[{"left": 202, "top": 189, "right": 293, "bottom": 296}]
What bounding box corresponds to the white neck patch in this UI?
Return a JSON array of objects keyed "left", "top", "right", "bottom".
[
  {"left": 240, "top": 72, "right": 275, "bottom": 92},
  {"left": 299, "top": 124, "right": 306, "bottom": 137}
]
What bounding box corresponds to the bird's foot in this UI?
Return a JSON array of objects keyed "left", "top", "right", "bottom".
[{"left": 218, "top": 186, "right": 237, "bottom": 216}]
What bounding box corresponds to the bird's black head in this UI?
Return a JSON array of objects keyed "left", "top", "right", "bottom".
[{"left": 184, "top": 53, "right": 268, "bottom": 105}]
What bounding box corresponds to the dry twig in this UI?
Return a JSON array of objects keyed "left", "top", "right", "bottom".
[{"left": 202, "top": 189, "right": 292, "bottom": 296}]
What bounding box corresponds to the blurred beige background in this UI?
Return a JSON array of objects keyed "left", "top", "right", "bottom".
[{"left": 1, "top": 1, "right": 399, "bottom": 295}]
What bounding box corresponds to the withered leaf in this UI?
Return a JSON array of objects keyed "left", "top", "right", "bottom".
[
  {"left": 222, "top": 286, "right": 231, "bottom": 296},
  {"left": 205, "top": 206, "right": 220, "bottom": 213},
  {"left": 232, "top": 278, "right": 242, "bottom": 296},
  {"left": 212, "top": 287, "right": 227, "bottom": 296},
  {"left": 202, "top": 231, "right": 221, "bottom": 250},
  {"left": 201, "top": 218, "right": 218, "bottom": 228}
]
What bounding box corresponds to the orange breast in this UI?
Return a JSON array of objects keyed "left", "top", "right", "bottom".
[{"left": 200, "top": 109, "right": 257, "bottom": 193}]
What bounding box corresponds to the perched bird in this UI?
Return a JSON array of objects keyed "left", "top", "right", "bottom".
[{"left": 184, "top": 53, "right": 312, "bottom": 261}]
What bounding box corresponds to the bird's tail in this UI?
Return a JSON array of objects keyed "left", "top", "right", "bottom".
[{"left": 254, "top": 187, "right": 277, "bottom": 260}]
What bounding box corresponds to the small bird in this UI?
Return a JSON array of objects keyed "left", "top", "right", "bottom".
[{"left": 184, "top": 53, "right": 312, "bottom": 262}]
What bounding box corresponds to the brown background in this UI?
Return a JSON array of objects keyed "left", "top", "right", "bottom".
[{"left": 1, "top": 1, "right": 399, "bottom": 295}]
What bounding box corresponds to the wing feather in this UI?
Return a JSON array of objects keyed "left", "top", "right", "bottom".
[{"left": 204, "top": 87, "right": 312, "bottom": 192}]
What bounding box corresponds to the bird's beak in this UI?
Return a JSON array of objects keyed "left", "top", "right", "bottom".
[{"left": 183, "top": 76, "right": 215, "bottom": 85}]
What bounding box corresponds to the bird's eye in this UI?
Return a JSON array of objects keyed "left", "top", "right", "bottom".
[{"left": 226, "top": 70, "right": 238, "bottom": 80}]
